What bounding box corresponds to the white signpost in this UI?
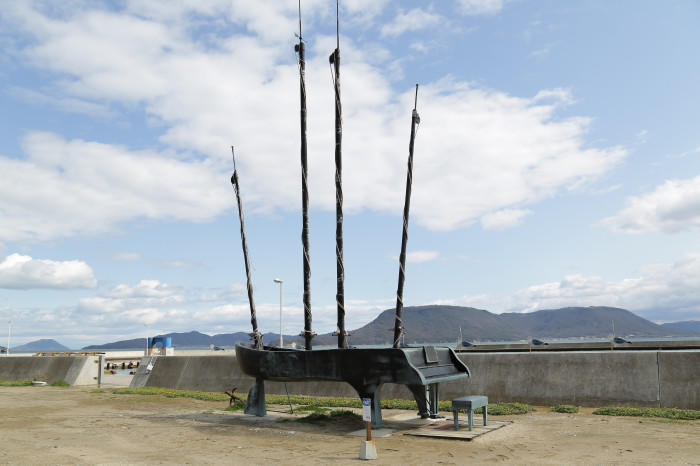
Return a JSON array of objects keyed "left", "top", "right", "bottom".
[{"left": 359, "top": 398, "right": 377, "bottom": 460}]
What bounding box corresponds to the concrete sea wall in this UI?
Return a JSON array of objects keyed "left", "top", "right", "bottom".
[
  {"left": 0, "top": 356, "right": 99, "bottom": 385},
  {"left": 130, "top": 350, "right": 699, "bottom": 409}
]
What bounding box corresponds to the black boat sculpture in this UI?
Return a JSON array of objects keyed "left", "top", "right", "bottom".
[{"left": 232, "top": 3, "right": 470, "bottom": 427}]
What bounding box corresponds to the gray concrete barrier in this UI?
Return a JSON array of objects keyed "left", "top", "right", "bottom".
[
  {"left": 0, "top": 356, "right": 99, "bottom": 385},
  {"left": 130, "top": 350, "right": 699, "bottom": 409}
]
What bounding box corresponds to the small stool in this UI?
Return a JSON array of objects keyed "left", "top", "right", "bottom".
[{"left": 452, "top": 395, "right": 488, "bottom": 431}]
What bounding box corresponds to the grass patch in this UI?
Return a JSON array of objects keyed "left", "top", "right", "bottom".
[
  {"left": 0, "top": 380, "right": 33, "bottom": 386},
  {"left": 593, "top": 406, "right": 700, "bottom": 420},
  {"left": 106, "top": 387, "right": 534, "bottom": 416},
  {"left": 110, "top": 387, "right": 229, "bottom": 401},
  {"left": 50, "top": 381, "right": 70, "bottom": 387},
  {"left": 552, "top": 404, "right": 579, "bottom": 414},
  {"left": 224, "top": 400, "right": 246, "bottom": 412}
]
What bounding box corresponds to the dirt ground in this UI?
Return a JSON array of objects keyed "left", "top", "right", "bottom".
[{"left": 0, "top": 386, "right": 698, "bottom": 465}]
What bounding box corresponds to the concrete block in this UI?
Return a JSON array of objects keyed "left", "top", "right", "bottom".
[
  {"left": 0, "top": 356, "right": 95, "bottom": 386},
  {"left": 359, "top": 440, "right": 377, "bottom": 460}
]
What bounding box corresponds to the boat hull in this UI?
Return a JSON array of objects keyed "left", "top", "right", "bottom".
[{"left": 235, "top": 343, "right": 470, "bottom": 425}]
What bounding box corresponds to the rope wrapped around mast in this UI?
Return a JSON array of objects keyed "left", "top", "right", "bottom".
[
  {"left": 329, "top": 2, "right": 347, "bottom": 349},
  {"left": 295, "top": 34, "right": 315, "bottom": 350},
  {"left": 393, "top": 85, "right": 420, "bottom": 348},
  {"left": 230, "top": 147, "right": 262, "bottom": 349}
]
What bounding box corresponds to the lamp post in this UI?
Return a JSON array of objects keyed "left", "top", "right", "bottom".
[
  {"left": 6, "top": 320, "right": 10, "bottom": 357},
  {"left": 144, "top": 323, "right": 150, "bottom": 356},
  {"left": 273, "top": 278, "right": 283, "bottom": 347}
]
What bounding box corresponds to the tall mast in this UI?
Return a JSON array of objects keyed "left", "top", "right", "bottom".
[
  {"left": 230, "top": 147, "right": 262, "bottom": 349},
  {"left": 295, "top": 1, "right": 314, "bottom": 350},
  {"left": 392, "top": 85, "right": 420, "bottom": 348},
  {"left": 329, "top": 0, "right": 347, "bottom": 349}
]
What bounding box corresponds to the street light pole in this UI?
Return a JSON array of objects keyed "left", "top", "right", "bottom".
[
  {"left": 6, "top": 320, "right": 10, "bottom": 357},
  {"left": 274, "top": 278, "right": 283, "bottom": 347}
]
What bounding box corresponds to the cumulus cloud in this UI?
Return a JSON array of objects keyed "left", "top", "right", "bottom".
[
  {"left": 456, "top": 0, "right": 504, "bottom": 15},
  {"left": 0, "top": 132, "right": 231, "bottom": 241},
  {"left": 103, "top": 280, "right": 181, "bottom": 299},
  {"left": 112, "top": 252, "right": 142, "bottom": 262},
  {"left": 448, "top": 253, "right": 700, "bottom": 321},
  {"left": 480, "top": 208, "right": 531, "bottom": 230},
  {"left": 602, "top": 175, "right": 700, "bottom": 233},
  {"left": 0, "top": 2, "right": 625, "bottom": 242},
  {"left": 380, "top": 8, "right": 443, "bottom": 37},
  {"left": 0, "top": 253, "right": 97, "bottom": 289},
  {"left": 405, "top": 250, "right": 440, "bottom": 263},
  {"left": 77, "top": 280, "right": 185, "bottom": 327}
]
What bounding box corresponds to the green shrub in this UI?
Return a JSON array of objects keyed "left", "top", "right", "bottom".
[
  {"left": 551, "top": 404, "right": 579, "bottom": 413},
  {"left": 593, "top": 406, "right": 700, "bottom": 420},
  {"left": 0, "top": 380, "right": 32, "bottom": 386},
  {"left": 50, "top": 380, "right": 70, "bottom": 387}
]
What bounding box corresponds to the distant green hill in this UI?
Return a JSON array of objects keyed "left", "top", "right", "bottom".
[
  {"left": 82, "top": 305, "right": 694, "bottom": 349},
  {"left": 11, "top": 339, "right": 71, "bottom": 353},
  {"left": 331, "top": 305, "right": 692, "bottom": 345},
  {"left": 661, "top": 320, "right": 700, "bottom": 335}
]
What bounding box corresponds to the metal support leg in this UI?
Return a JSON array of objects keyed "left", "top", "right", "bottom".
[
  {"left": 408, "top": 384, "right": 429, "bottom": 418},
  {"left": 484, "top": 404, "right": 488, "bottom": 426},
  {"left": 453, "top": 410, "right": 459, "bottom": 430},
  {"left": 370, "top": 391, "right": 384, "bottom": 429},
  {"left": 244, "top": 377, "right": 266, "bottom": 417},
  {"left": 468, "top": 408, "right": 473, "bottom": 431},
  {"left": 351, "top": 383, "right": 384, "bottom": 428},
  {"left": 428, "top": 383, "right": 443, "bottom": 419}
]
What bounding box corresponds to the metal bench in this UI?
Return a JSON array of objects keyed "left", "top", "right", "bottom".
[{"left": 452, "top": 395, "right": 488, "bottom": 431}]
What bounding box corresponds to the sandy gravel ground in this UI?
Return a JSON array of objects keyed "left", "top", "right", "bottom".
[{"left": 0, "top": 386, "right": 698, "bottom": 465}]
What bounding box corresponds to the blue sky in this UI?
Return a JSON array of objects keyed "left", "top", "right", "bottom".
[{"left": 1, "top": 0, "right": 699, "bottom": 348}]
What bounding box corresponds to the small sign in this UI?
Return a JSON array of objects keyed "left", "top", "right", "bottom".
[{"left": 362, "top": 398, "right": 372, "bottom": 422}]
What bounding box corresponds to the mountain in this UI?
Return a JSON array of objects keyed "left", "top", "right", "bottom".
[
  {"left": 82, "top": 305, "right": 695, "bottom": 349},
  {"left": 338, "top": 305, "right": 693, "bottom": 345},
  {"left": 11, "top": 339, "right": 71, "bottom": 353},
  {"left": 83, "top": 330, "right": 273, "bottom": 350},
  {"left": 661, "top": 320, "right": 700, "bottom": 335},
  {"left": 498, "top": 306, "right": 679, "bottom": 339}
]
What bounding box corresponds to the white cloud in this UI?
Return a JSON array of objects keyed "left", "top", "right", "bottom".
[
  {"left": 406, "top": 250, "right": 440, "bottom": 263},
  {"left": 0, "top": 3, "right": 626, "bottom": 241},
  {"left": 9, "top": 86, "right": 116, "bottom": 118},
  {"left": 112, "top": 252, "right": 142, "bottom": 262},
  {"left": 104, "top": 280, "right": 181, "bottom": 299},
  {"left": 0, "top": 132, "right": 230, "bottom": 241},
  {"left": 0, "top": 253, "right": 97, "bottom": 289},
  {"left": 480, "top": 208, "right": 531, "bottom": 230},
  {"left": 456, "top": 0, "right": 504, "bottom": 15},
  {"left": 409, "top": 41, "right": 429, "bottom": 53},
  {"left": 448, "top": 253, "right": 700, "bottom": 322},
  {"left": 380, "top": 8, "right": 443, "bottom": 38},
  {"left": 602, "top": 175, "right": 700, "bottom": 233}
]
